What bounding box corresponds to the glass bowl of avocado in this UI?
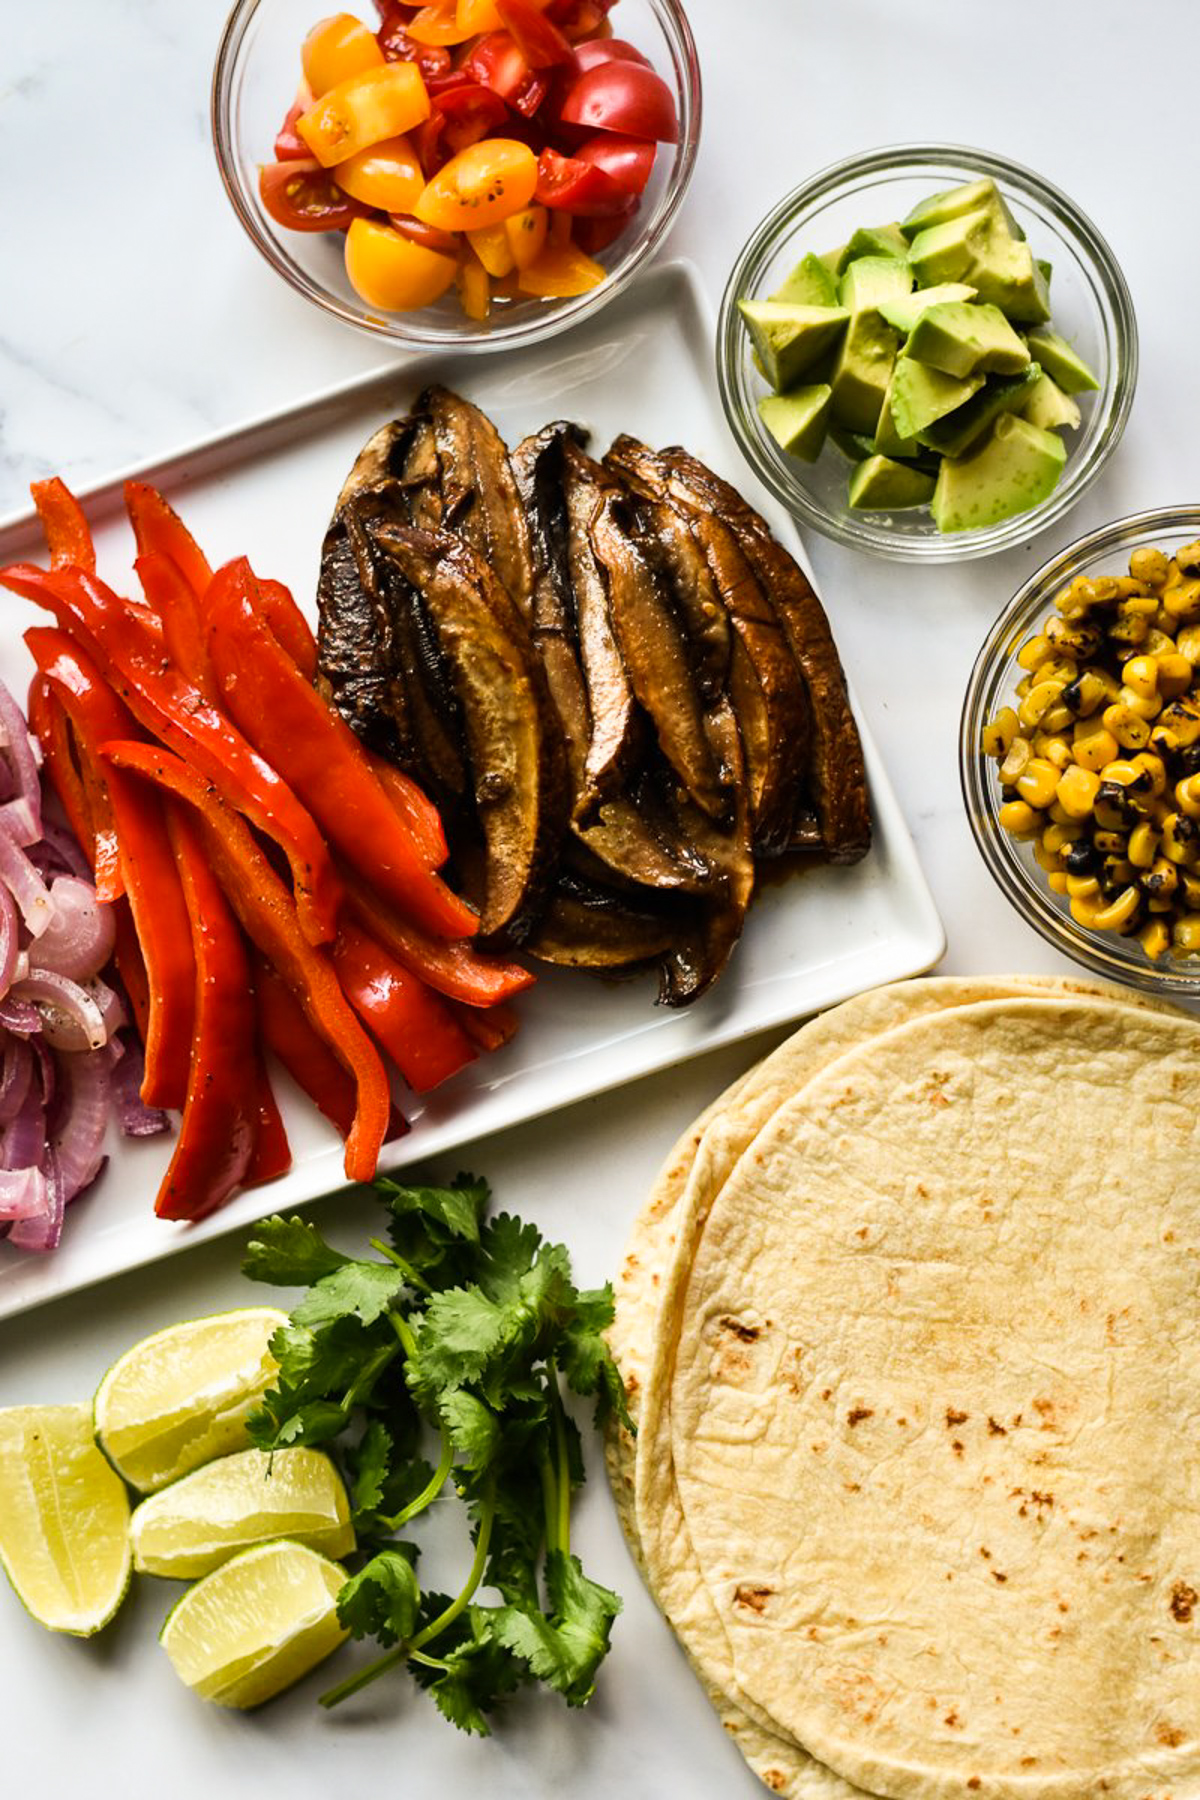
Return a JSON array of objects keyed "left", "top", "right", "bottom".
[{"left": 717, "top": 144, "right": 1137, "bottom": 561}]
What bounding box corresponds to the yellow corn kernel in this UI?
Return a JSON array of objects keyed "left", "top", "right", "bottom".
[
  {"left": 1132, "top": 752, "right": 1168, "bottom": 796},
  {"left": 1101, "top": 857, "right": 1136, "bottom": 887},
  {"left": 1042, "top": 821, "right": 1082, "bottom": 854},
  {"left": 1138, "top": 918, "right": 1171, "bottom": 959},
  {"left": 1094, "top": 795, "right": 1135, "bottom": 832},
  {"left": 1055, "top": 764, "right": 1101, "bottom": 818},
  {"left": 1183, "top": 870, "right": 1200, "bottom": 909},
  {"left": 998, "top": 799, "right": 1041, "bottom": 838},
  {"left": 1127, "top": 821, "right": 1160, "bottom": 868},
  {"left": 1046, "top": 800, "right": 1073, "bottom": 825},
  {"left": 1073, "top": 719, "right": 1120, "bottom": 770},
  {"left": 1176, "top": 774, "right": 1200, "bottom": 817},
  {"left": 1129, "top": 545, "right": 1170, "bottom": 588},
  {"left": 1061, "top": 669, "right": 1108, "bottom": 717},
  {"left": 1161, "top": 813, "right": 1200, "bottom": 864},
  {"left": 1093, "top": 829, "right": 1127, "bottom": 853},
  {"left": 1018, "top": 679, "right": 1067, "bottom": 730},
  {"left": 1148, "top": 895, "right": 1176, "bottom": 913},
  {"left": 1098, "top": 759, "right": 1146, "bottom": 789},
  {"left": 1066, "top": 873, "right": 1101, "bottom": 899},
  {"left": 1092, "top": 885, "right": 1141, "bottom": 931},
  {"left": 1032, "top": 732, "right": 1073, "bottom": 770},
  {"left": 1175, "top": 624, "right": 1200, "bottom": 664},
  {"left": 1069, "top": 893, "right": 1104, "bottom": 927},
  {"left": 1017, "top": 632, "right": 1053, "bottom": 671},
  {"left": 1040, "top": 703, "right": 1075, "bottom": 734},
  {"left": 1122, "top": 654, "right": 1159, "bottom": 699},
  {"left": 998, "top": 736, "right": 1032, "bottom": 784},
  {"left": 1108, "top": 611, "right": 1150, "bottom": 648},
  {"left": 1118, "top": 683, "right": 1162, "bottom": 721},
  {"left": 1163, "top": 578, "right": 1200, "bottom": 622},
  {"left": 1047, "top": 871, "right": 1069, "bottom": 894},
  {"left": 1015, "top": 674, "right": 1032, "bottom": 700},
  {"left": 1173, "top": 914, "right": 1200, "bottom": 953},
  {"left": 1036, "top": 640, "right": 1086, "bottom": 677},
  {"left": 1139, "top": 856, "right": 1179, "bottom": 898},
  {"left": 1178, "top": 543, "right": 1200, "bottom": 574},
  {"left": 1056, "top": 576, "right": 1098, "bottom": 616},
  {"left": 1016, "top": 759, "right": 1061, "bottom": 809},
  {"left": 1033, "top": 839, "right": 1062, "bottom": 872},
  {"left": 1100, "top": 702, "right": 1152, "bottom": 749},
  {"left": 1144, "top": 628, "right": 1178, "bottom": 658},
  {"left": 981, "top": 707, "right": 1019, "bottom": 758},
  {"left": 1156, "top": 652, "right": 1193, "bottom": 698},
  {"left": 1157, "top": 699, "right": 1200, "bottom": 746}
]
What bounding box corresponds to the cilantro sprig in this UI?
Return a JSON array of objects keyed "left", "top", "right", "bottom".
[{"left": 242, "top": 1174, "right": 630, "bottom": 1733}]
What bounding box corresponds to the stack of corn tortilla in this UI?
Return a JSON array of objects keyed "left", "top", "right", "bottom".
[{"left": 607, "top": 975, "right": 1200, "bottom": 1799}]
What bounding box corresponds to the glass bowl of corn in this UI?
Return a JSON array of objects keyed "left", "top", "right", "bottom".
[{"left": 961, "top": 506, "right": 1200, "bottom": 992}]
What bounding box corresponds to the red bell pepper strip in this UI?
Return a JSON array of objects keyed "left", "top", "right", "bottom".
[
  {"left": 365, "top": 752, "right": 448, "bottom": 871},
  {"left": 111, "top": 901, "right": 151, "bottom": 1047},
  {"left": 343, "top": 864, "right": 534, "bottom": 1006},
  {"left": 155, "top": 804, "right": 258, "bottom": 1221},
  {"left": 134, "top": 551, "right": 216, "bottom": 698},
  {"left": 123, "top": 481, "right": 213, "bottom": 603},
  {"left": 204, "top": 557, "right": 476, "bottom": 939},
  {"left": 26, "top": 645, "right": 123, "bottom": 903},
  {"left": 0, "top": 560, "right": 341, "bottom": 944},
  {"left": 27, "top": 676, "right": 93, "bottom": 866},
  {"left": 255, "top": 955, "right": 360, "bottom": 1140},
  {"left": 256, "top": 576, "right": 318, "bottom": 681},
  {"left": 30, "top": 478, "right": 96, "bottom": 574},
  {"left": 333, "top": 918, "right": 475, "bottom": 1094},
  {"left": 27, "top": 627, "right": 196, "bottom": 1109},
  {"left": 102, "top": 740, "right": 393, "bottom": 1183},
  {"left": 451, "top": 997, "right": 519, "bottom": 1052},
  {"left": 245, "top": 1055, "right": 292, "bottom": 1187}
]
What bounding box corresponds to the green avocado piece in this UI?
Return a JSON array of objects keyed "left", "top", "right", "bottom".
[
  {"left": 873, "top": 378, "right": 919, "bottom": 459},
  {"left": 930, "top": 412, "right": 1067, "bottom": 533},
  {"left": 901, "top": 177, "right": 1025, "bottom": 243},
  {"left": 817, "top": 244, "right": 846, "bottom": 275},
  {"left": 829, "top": 424, "right": 879, "bottom": 462},
  {"left": 838, "top": 255, "right": 914, "bottom": 314},
  {"left": 835, "top": 222, "right": 911, "bottom": 273},
  {"left": 770, "top": 252, "right": 840, "bottom": 308},
  {"left": 757, "top": 385, "right": 832, "bottom": 461},
  {"left": 917, "top": 364, "right": 1043, "bottom": 457},
  {"left": 906, "top": 301, "right": 1031, "bottom": 379},
  {"left": 907, "top": 207, "right": 995, "bottom": 286},
  {"left": 828, "top": 314, "right": 902, "bottom": 434},
  {"left": 967, "top": 233, "right": 1052, "bottom": 324},
  {"left": 888, "top": 355, "right": 985, "bottom": 440},
  {"left": 1024, "top": 327, "right": 1100, "bottom": 393},
  {"left": 848, "top": 454, "right": 937, "bottom": 511},
  {"left": 738, "top": 300, "right": 850, "bottom": 391},
  {"left": 1021, "top": 369, "right": 1082, "bottom": 431},
  {"left": 1037, "top": 257, "right": 1053, "bottom": 290},
  {"left": 878, "top": 282, "right": 978, "bottom": 335}
]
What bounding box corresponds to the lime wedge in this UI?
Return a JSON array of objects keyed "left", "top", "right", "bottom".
[
  {"left": 160, "top": 1539, "right": 350, "bottom": 1708},
  {"left": 94, "top": 1307, "right": 288, "bottom": 1494},
  {"left": 0, "top": 1404, "right": 131, "bottom": 1635},
  {"left": 131, "top": 1447, "right": 355, "bottom": 1579}
]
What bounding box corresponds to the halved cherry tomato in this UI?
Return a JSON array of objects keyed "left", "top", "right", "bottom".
[
  {"left": 558, "top": 59, "right": 678, "bottom": 141},
  {"left": 298, "top": 62, "right": 431, "bottom": 167},
  {"left": 495, "top": 0, "right": 574, "bottom": 66},
  {"left": 346, "top": 217, "right": 459, "bottom": 308},
  {"left": 406, "top": 0, "right": 477, "bottom": 44},
  {"left": 576, "top": 131, "right": 655, "bottom": 195},
  {"left": 516, "top": 240, "right": 605, "bottom": 295},
  {"left": 333, "top": 132, "right": 424, "bottom": 210},
  {"left": 435, "top": 80, "right": 509, "bottom": 153},
  {"left": 456, "top": 0, "right": 506, "bottom": 28},
  {"left": 259, "top": 158, "right": 365, "bottom": 231},
  {"left": 569, "top": 34, "right": 650, "bottom": 71},
  {"left": 535, "top": 146, "right": 626, "bottom": 215},
  {"left": 504, "top": 202, "right": 547, "bottom": 267},
  {"left": 546, "top": 0, "right": 616, "bottom": 38},
  {"left": 456, "top": 252, "right": 492, "bottom": 320},
  {"left": 388, "top": 213, "right": 461, "bottom": 255},
  {"left": 302, "top": 13, "right": 385, "bottom": 96},
  {"left": 414, "top": 137, "right": 538, "bottom": 230},
  {"left": 468, "top": 219, "right": 517, "bottom": 276},
  {"left": 275, "top": 85, "right": 315, "bottom": 160},
  {"left": 464, "top": 31, "right": 550, "bottom": 116},
  {"left": 376, "top": 11, "right": 454, "bottom": 79},
  {"left": 573, "top": 203, "right": 633, "bottom": 255}
]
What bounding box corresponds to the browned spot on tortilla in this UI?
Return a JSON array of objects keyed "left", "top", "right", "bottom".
[
  {"left": 916, "top": 1183, "right": 928, "bottom": 1197},
  {"left": 944, "top": 1710, "right": 961, "bottom": 1728},
  {"left": 762, "top": 1772, "right": 787, "bottom": 1793},
  {"left": 946, "top": 1407, "right": 969, "bottom": 1426},
  {"left": 1058, "top": 1601, "right": 1069, "bottom": 1613},
  {"left": 1020, "top": 1757, "right": 1038, "bottom": 1768},
  {"left": 992, "top": 1571, "right": 1008, "bottom": 1584},
  {"left": 625, "top": 1372, "right": 639, "bottom": 1394},
  {"left": 967, "top": 1780, "right": 981, "bottom": 1791},
  {"left": 856, "top": 1226, "right": 869, "bottom": 1240},
  {"left": 951, "top": 1440, "right": 965, "bottom": 1456},
  {"left": 650, "top": 1273, "right": 659, "bottom": 1287},
  {"left": 1156, "top": 1722, "right": 1186, "bottom": 1748},
  {"left": 822, "top": 1388, "right": 832, "bottom": 1401},
  {"left": 987, "top": 1417, "right": 1007, "bottom": 1436},
  {"left": 1164, "top": 1229, "right": 1177, "bottom": 1243},
  {"left": 844, "top": 1481, "right": 861, "bottom": 1493},
  {"left": 733, "top": 1583, "right": 773, "bottom": 1614},
  {"left": 847, "top": 1407, "right": 874, "bottom": 1427},
  {"left": 1032, "top": 1491, "right": 1054, "bottom": 1509},
  {"left": 929, "top": 1092, "right": 951, "bottom": 1108},
  {"left": 1170, "top": 1581, "right": 1198, "bottom": 1623},
  {"left": 720, "top": 1316, "right": 760, "bottom": 1343},
  {"left": 979, "top": 1547, "right": 991, "bottom": 1559}
]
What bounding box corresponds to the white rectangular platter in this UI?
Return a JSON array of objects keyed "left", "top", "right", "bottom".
[{"left": 0, "top": 259, "right": 942, "bottom": 1319}]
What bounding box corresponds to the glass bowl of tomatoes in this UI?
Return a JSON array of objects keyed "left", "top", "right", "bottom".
[{"left": 212, "top": 0, "right": 700, "bottom": 349}]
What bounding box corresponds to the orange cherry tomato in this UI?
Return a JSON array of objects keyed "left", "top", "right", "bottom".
[
  {"left": 298, "top": 63, "right": 431, "bottom": 168},
  {"left": 456, "top": 0, "right": 552, "bottom": 31},
  {"left": 516, "top": 241, "right": 605, "bottom": 297},
  {"left": 332, "top": 133, "right": 424, "bottom": 211},
  {"left": 414, "top": 137, "right": 537, "bottom": 231},
  {"left": 456, "top": 253, "right": 492, "bottom": 320},
  {"left": 467, "top": 221, "right": 517, "bottom": 277},
  {"left": 504, "top": 202, "right": 548, "bottom": 269},
  {"left": 344, "top": 217, "right": 458, "bottom": 310},
  {"left": 406, "top": 2, "right": 477, "bottom": 45},
  {"left": 301, "top": 13, "right": 384, "bottom": 97}
]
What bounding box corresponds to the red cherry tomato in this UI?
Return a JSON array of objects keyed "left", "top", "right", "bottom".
[
  {"left": 274, "top": 86, "right": 314, "bottom": 160},
  {"left": 558, "top": 60, "right": 678, "bottom": 141},
  {"left": 376, "top": 10, "right": 454, "bottom": 79},
  {"left": 436, "top": 79, "right": 509, "bottom": 150},
  {"left": 574, "top": 203, "right": 634, "bottom": 255},
  {"left": 545, "top": 0, "right": 616, "bottom": 40},
  {"left": 568, "top": 35, "right": 651, "bottom": 73},
  {"left": 575, "top": 131, "right": 655, "bottom": 196},
  {"left": 535, "top": 146, "right": 627, "bottom": 215},
  {"left": 495, "top": 0, "right": 575, "bottom": 67},
  {"left": 258, "top": 159, "right": 366, "bottom": 231},
  {"left": 388, "top": 213, "right": 462, "bottom": 257},
  {"left": 464, "top": 31, "right": 550, "bottom": 116}
]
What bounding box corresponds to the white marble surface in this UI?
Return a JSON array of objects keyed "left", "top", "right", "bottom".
[{"left": 1, "top": 2, "right": 1198, "bottom": 1795}]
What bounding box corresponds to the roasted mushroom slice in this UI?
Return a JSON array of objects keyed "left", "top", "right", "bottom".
[
  {"left": 370, "top": 524, "right": 567, "bottom": 941},
  {"left": 316, "top": 508, "right": 403, "bottom": 759},
  {"left": 335, "top": 410, "right": 443, "bottom": 528},
  {"left": 422, "top": 386, "right": 534, "bottom": 620},
  {"left": 522, "top": 868, "right": 686, "bottom": 972}
]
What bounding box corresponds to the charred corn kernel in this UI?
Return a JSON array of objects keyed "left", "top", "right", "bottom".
[
  {"left": 1175, "top": 625, "right": 1200, "bottom": 664},
  {"left": 1099, "top": 759, "right": 1146, "bottom": 789},
  {"left": 1176, "top": 774, "right": 1200, "bottom": 817},
  {"left": 1041, "top": 657, "right": 1083, "bottom": 687},
  {"left": 1183, "top": 870, "right": 1200, "bottom": 909},
  {"left": 1093, "top": 885, "right": 1141, "bottom": 930},
  {"left": 1066, "top": 873, "right": 1101, "bottom": 900},
  {"left": 1033, "top": 839, "right": 1062, "bottom": 872},
  {"left": 1018, "top": 680, "right": 1067, "bottom": 729},
  {"left": 1163, "top": 578, "right": 1200, "bottom": 622},
  {"left": 1060, "top": 669, "right": 1108, "bottom": 717},
  {"left": 1095, "top": 794, "right": 1135, "bottom": 832},
  {"left": 1074, "top": 719, "right": 1121, "bottom": 770},
  {"left": 1132, "top": 752, "right": 1168, "bottom": 795},
  {"left": 1158, "top": 700, "right": 1200, "bottom": 746},
  {"left": 1017, "top": 633, "right": 1053, "bottom": 671},
  {"left": 1128, "top": 822, "right": 1160, "bottom": 867},
  {"left": 1172, "top": 914, "right": 1200, "bottom": 952},
  {"left": 1093, "top": 829, "right": 1127, "bottom": 853},
  {"left": 1058, "top": 576, "right": 1099, "bottom": 615},
  {"left": 1055, "top": 764, "right": 1101, "bottom": 817},
  {"left": 1047, "top": 871, "right": 1069, "bottom": 894},
  {"left": 1139, "top": 917, "right": 1171, "bottom": 959},
  {"left": 1156, "top": 652, "right": 1193, "bottom": 697},
  {"left": 1150, "top": 726, "right": 1180, "bottom": 759},
  {"left": 1069, "top": 892, "right": 1104, "bottom": 927},
  {"left": 998, "top": 799, "right": 1041, "bottom": 837},
  {"left": 1101, "top": 856, "right": 1136, "bottom": 887},
  {"left": 1177, "top": 543, "right": 1200, "bottom": 574},
  {"left": 1043, "top": 821, "right": 1083, "bottom": 854},
  {"left": 1109, "top": 611, "right": 1150, "bottom": 647},
  {"left": 1130, "top": 546, "right": 1170, "bottom": 587},
  {"left": 1123, "top": 654, "right": 1159, "bottom": 699},
  {"left": 998, "top": 736, "right": 1033, "bottom": 783},
  {"left": 982, "top": 708, "right": 1019, "bottom": 757},
  {"left": 1144, "top": 628, "right": 1178, "bottom": 657},
  {"left": 1100, "top": 702, "right": 1152, "bottom": 749},
  {"left": 1016, "top": 758, "right": 1060, "bottom": 808},
  {"left": 1140, "top": 857, "right": 1179, "bottom": 898},
  {"left": 1045, "top": 620, "right": 1101, "bottom": 661},
  {"left": 1162, "top": 813, "right": 1200, "bottom": 863},
  {"left": 1118, "top": 683, "right": 1162, "bottom": 720}
]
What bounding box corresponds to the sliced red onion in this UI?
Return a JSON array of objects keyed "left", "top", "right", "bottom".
[
  {"left": 111, "top": 1032, "right": 169, "bottom": 1138},
  {"left": 0, "top": 880, "right": 18, "bottom": 1000},
  {"left": 0, "top": 682, "right": 43, "bottom": 849},
  {"left": 0, "top": 824, "right": 52, "bottom": 937},
  {"left": 0, "top": 995, "right": 41, "bottom": 1036},
  {"left": 30, "top": 819, "right": 92, "bottom": 881},
  {"left": 0, "top": 1041, "right": 34, "bottom": 1122},
  {"left": 0, "top": 1168, "right": 48, "bottom": 1220},
  {"left": 11, "top": 970, "right": 118, "bottom": 1052},
  {"left": 34, "top": 877, "right": 117, "bottom": 983},
  {"left": 10, "top": 1152, "right": 64, "bottom": 1252},
  {"left": 49, "top": 1050, "right": 110, "bottom": 1202},
  {"left": 3, "top": 1085, "right": 45, "bottom": 1174}
]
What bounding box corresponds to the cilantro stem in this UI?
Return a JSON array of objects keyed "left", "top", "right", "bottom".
[
  {"left": 320, "top": 1644, "right": 406, "bottom": 1707},
  {"left": 538, "top": 1450, "right": 559, "bottom": 1556},
  {"left": 549, "top": 1362, "right": 571, "bottom": 1558},
  {"left": 383, "top": 1430, "right": 454, "bottom": 1530},
  {"left": 370, "top": 1237, "right": 431, "bottom": 1296},
  {"left": 388, "top": 1308, "right": 419, "bottom": 1361},
  {"left": 411, "top": 1474, "right": 496, "bottom": 1653},
  {"left": 341, "top": 1342, "right": 398, "bottom": 1414}
]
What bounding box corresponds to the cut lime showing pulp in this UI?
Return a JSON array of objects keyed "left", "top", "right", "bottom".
[
  {"left": 131, "top": 1447, "right": 355, "bottom": 1579},
  {"left": 0, "top": 1404, "right": 131, "bottom": 1635},
  {"left": 93, "top": 1307, "right": 288, "bottom": 1494},
  {"left": 160, "top": 1540, "right": 349, "bottom": 1709}
]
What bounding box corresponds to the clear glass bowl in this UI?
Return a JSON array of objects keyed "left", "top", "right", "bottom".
[
  {"left": 717, "top": 143, "right": 1137, "bottom": 562},
  {"left": 212, "top": 0, "right": 700, "bottom": 351},
  {"left": 961, "top": 508, "right": 1200, "bottom": 995}
]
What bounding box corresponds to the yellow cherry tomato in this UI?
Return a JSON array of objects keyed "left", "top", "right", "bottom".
[
  {"left": 344, "top": 217, "right": 458, "bottom": 310},
  {"left": 467, "top": 222, "right": 516, "bottom": 279},
  {"left": 301, "top": 14, "right": 384, "bottom": 97},
  {"left": 414, "top": 139, "right": 538, "bottom": 232},
  {"left": 406, "top": 1, "right": 477, "bottom": 45},
  {"left": 455, "top": 0, "right": 552, "bottom": 29},
  {"left": 516, "top": 243, "right": 606, "bottom": 298},
  {"left": 504, "top": 203, "right": 548, "bottom": 270},
  {"left": 332, "top": 134, "right": 424, "bottom": 212},
  {"left": 456, "top": 253, "right": 492, "bottom": 321},
  {"left": 298, "top": 64, "right": 430, "bottom": 168}
]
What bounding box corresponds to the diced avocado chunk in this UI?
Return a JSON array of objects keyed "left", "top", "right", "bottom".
[
  {"left": 738, "top": 299, "right": 849, "bottom": 391},
  {"left": 848, "top": 454, "right": 937, "bottom": 511},
  {"left": 930, "top": 413, "right": 1067, "bottom": 533},
  {"left": 837, "top": 255, "right": 913, "bottom": 314},
  {"left": 907, "top": 207, "right": 995, "bottom": 286},
  {"left": 829, "top": 424, "right": 878, "bottom": 462},
  {"left": 770, "top": 252, "right": 839, "bottom": 309},
  {"left": 901, "top": 177, "right": 1024, "bottom": 243},
  {"left": 888, "top": 355, "right": 985, "bottom": 441},
  {"left": 835, "top": 222, "right": 910, "bottom": 273},
  {"left": 1024, "top": 327, "right": 1100, "bottom": 393},
  {"left": 906, "top": 301, "right": 1031, "bottom": 379},
  {"left": 757, "top": 385, "right": 832, "bottom": 461},
  {"left": 1021, "top": 370, "right": 1082, "bottom": 432},
  {"left": 968, "top": 234, "right": 1051, "bottom": 324},
  {"left": 874, "top": 378, "right": 919, "bottom": 459},
  {"left": 817, "top": 244, "right": 846, "bottom": 275},
  {"left": 878, "top": 282, "right": 978, "bottom": 335},
  {"left": 828, "top": 314, "right": 902, "bottom": 435},
  {"left": 1037, "top": 258, "right": 1053, "bottom": 290},
  {"left": 918, "top": 364, "right": 1043, "bottom": 458}
]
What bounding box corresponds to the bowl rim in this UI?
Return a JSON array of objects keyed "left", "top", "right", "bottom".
[
  {"left": 211, "top": 0, "right": 702, "bottom": 352},
  {"left": 960, "top": 504, "right": 1200, "bottom": 993},
  {"left": 716, "top": 140, "right": 1139, "bottom": 563}
]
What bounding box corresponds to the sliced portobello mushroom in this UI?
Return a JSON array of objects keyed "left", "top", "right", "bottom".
[
  {"left": 522, "top": 868, "right": 687, "bottom": 972},
  {"left": 370, "top": 524, "right": 568, "bottom": 941},
  {"left": 422, "top": 385, "right": 535, "bottom": 620},
  {"left": 316, "top": 507, "right": 404, "bottom": 759},
  {"left": 335, "top": 410, "right": 443, "bottom": 527},
  {"left": 654, "top": 715, "right": 755, "bottom": 1007}
]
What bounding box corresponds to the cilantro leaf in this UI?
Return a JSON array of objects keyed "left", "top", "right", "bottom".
[
  {"left": 293, "top": 1261, "right": 409, "bottom": 1331},
  {"left": 558, "top": 1284, "right": 634, "bottom": 1433},
  {"left": 439, "top": 1389, "right": 501, "bottom": 1471},
  {"left": 346, "top": 1420, "right": 393, "bottom": 1516},
  {"left": 250, "top": 1315, "right": 398, "bottom": 1448},
  {"left": 382, "top": 1173, "right": 489, "bottom": 1286},
  {"left": 337, "top": 1547, "right": 421, "bottom": 1646},
  {"left": 417, "top": 1607, "right": 526, "bottom": 1735},
  {"left": 242, "top": 1215, "right": 349, "bottom": 1287},
  {"left": 492, "top": 1551, "right": 621, "bottom": 1705}
]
